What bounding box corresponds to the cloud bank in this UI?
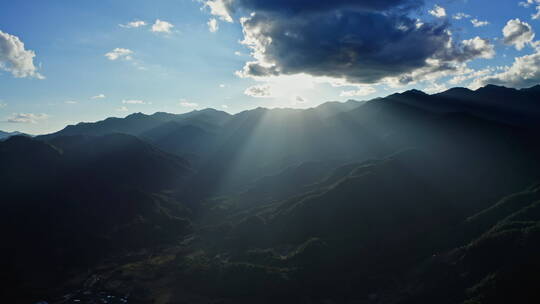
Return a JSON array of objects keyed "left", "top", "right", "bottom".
[{"left": 204, "top": 0, "right": 494, "bottom": 86}]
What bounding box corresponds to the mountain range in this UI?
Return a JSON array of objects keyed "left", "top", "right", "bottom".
[
  {"left": 2, "top": 84, "right": 540, "bottom": 304},
  {"left": 0, "top": 130, "right": 29, "bottom": 141}
]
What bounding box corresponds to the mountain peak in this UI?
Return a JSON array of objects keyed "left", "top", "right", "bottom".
[
  {"left": 407, "top": 89, "right": 427, "bottom": 95},
  {"left": 125, "top": 112, "right": 148, "bottom": 120},
  {"left": 476, "top": 84, "right": 513, "bottom": 92}
]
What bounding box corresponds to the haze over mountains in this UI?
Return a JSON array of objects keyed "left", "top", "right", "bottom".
[{"left": 2, "top": 84, "right": 540, "bottom": 304}]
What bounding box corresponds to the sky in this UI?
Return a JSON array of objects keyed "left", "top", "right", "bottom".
[{"left": 1, "top": 0, "right": 540, "bottom": 134}]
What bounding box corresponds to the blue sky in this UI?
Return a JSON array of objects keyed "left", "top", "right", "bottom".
[{"left": 1, "top": 0, "right": 539, "bottom": 134}]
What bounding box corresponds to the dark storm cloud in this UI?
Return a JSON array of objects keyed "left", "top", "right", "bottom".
[
  {"left": 227, "top": 0, "right": 424, "bottom": 15},
  {"left": 240, "top": 11, "right": 453, "bottom": 83},
  {"left": 208, "top": 0, "right": 494, "bottom": 84}
]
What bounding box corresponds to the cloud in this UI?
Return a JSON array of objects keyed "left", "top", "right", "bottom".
[
  {"left": 459, "top": 37, "right": 496, "bottom": 60},
  {"left": 207, "top": 0, "right": 494, "bottom": 86},
  {"left": 7, "top": 113, "right": 48, "bottom": 124},
  {"left": 519, "top": 0, "right": 540, "bottom": 19},
  {"left": 91, "top": 94, "right": 106, "bottom": 99},
  {"left": 292, "top": 95, "right": 308, "bottom": 105},
  {"left": 520, "top": 0, "right": 536, "bottom": 7},
  {"left": 244, "top": 84, "right": 272, "bottom": 98},
  {"left": 340, "top": 86, "right": 377, "bottom": 97},
  {"left": 0, "top": 102, "right": 6, "bottom": 108},
  {"left": 179, "top": 99, "right": 199, "bottom": 107},
  {"left": 424, "top": 82, "right": 448, "bottom": 94},
  {"left": 105, "top": 48, "right": 133, "bottom": 61},
  {"left": 449, "top": 67, "right": 492, "bottom": 85},
  {"left": 0, "top": 30, "right": 44, "bottom": 79},
  {"left": 503, "top": 19, "right": 535, "bottom": 51},
  {"left": 429, "top": 5, "right": 446, "bottom": 18},
  {"left": 120, "top": 20, "right": 147, "bottom": 28},
  {"left": 151, "top": 19, "right": 174, "bottom": 33},
  {"left": 221, "top": 104, "right": 229, "bottom": 109},
  {"left": 453, "top": 12, "right": 471, "bottom": 20},
  {"left": 471, "top": 19, "right": 489, "bottom": 27},
  {"left": 208, "top": 18, "right": 219, "bottom": 33},
  {"left": 65, "top": 100, "right": 77, "bottom": 104},
  {"left": 204, "top": 0, "right": 233, "bottom": 22},
  {"left": 475, "top": 48, "right": 540, "bottom": 88},
  {"left": 122, "top": 99, "right": 145, "bottom": 104},
  {"left": 117, "top": 106, "right": 129, "bottom": 112},
  {"left": 205, "top": 0, "right": 426, "bottom": 16}
]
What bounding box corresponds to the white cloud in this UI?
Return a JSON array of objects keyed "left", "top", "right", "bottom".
[
  {"left": 424, "top": 82, "right": 448, "bottom": 94},
  {"left": 0, "top": 102, "right": 6, "bottom": 108},
  {"left": 520, "top": 0, "right": 536, "bottom": 7},
  {"left": 244, "top": 84, "right": 272, "bottom": 98},
  {"left": 204, "top": 0, "right": 233, "bottom": 22},
  {"left": 119, "top": 20, "right": 147, "bottom": 28},
  {"left": 429, "top": 5, "right": 447, "bottom": 18},
  {"left": 471, "top": 19, "right": 490, "bottom": 27},
  {"left": 474, "top": 47, "right": 540, "bottom": 88},
  {"left": 7, "top": 113, "right": 48, "bottom": 124},
  {"left": 122, "top": 99, "right": 145, "bottom": 104},
  {"left": 449, "top": 67, "right": 492, "bottom": 85},
  {"left": 91, "top": 94, "right": 106, "bottom": 99},
  {"left": 534, "top": 8, "right": 540, "bottom": 19},
  {"left": 65, "top": 100, "right": 77, "bottom": 104},
  {"left": 0, "top": 30, "right": 44, "bottom": 79},
  {"left": 179, "top": 99, "right": 199, "bottom": 107},
  {"left": 340, "top": 86, "right": 377, "bottom": 97},
  {"left": 117, "top": 106, "right": 129, "bottom": 112},
  {"left": 208, "top": 18, "right": 219, "bottom": 33},
  {"left": 503, "top": 19, "right": 535, "bottom": 50},
  {"left": 221, "top": 104, "right": 229, "bottom": 109},
  {"left": 219, "top": 84, "right": 226, "bottom": 88},
  {"left": 462, "top": 37, "right": 496, "bottom": 59},
  {"left": 519, "top": 0, "right": 540, "bottom": 19},
  {"left": 234, "top": 51, "right": 243, "bottom": 56},
  {"left": 151, "top": 19, "right": 174, "bottom": 33},
  {"left": 453, "top": 13, "right": 471, "bottom": 20},
  {"left": 105, "top": 48, "right": 133, "bottom": 61}
]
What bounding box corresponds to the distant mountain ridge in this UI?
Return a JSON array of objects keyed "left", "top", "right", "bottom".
[
  {"left": 35, "top": 83, "right": 540, "bottom": 195},
  {"left": 39, "top": 84, "right": 540, "bottom": 141},
  {"left": 0, "top": 130, "right": 29, "bottom": 141},
  {"left": 39, "top": 108, "right": 231, "bottom": 139},
  {"left": 381, "top": 84, "right": 540, "bottom": 126}
]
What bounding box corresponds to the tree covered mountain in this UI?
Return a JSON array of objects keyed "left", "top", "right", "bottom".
[
  {"left": 3, "top": 84, "right": 540, "bottom": 303},
  {"left": 0, "top": 134, "right": 193, "bottom": 301}
]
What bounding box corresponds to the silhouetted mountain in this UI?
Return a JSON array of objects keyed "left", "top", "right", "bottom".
[
  {"left": 39, "top": 108, "right": 231, "bottom": 139},
  {"left": 0, "top": 135, "right": 193, "bottom": 302},
  {"left": 0, "top": 130, "right": 29, "bottom": 141},
  {"left": 140, "top": 122, "right": 216, "bottom": 159},
  {"left": 308, "top": 99, "right": 364, "bottom": 118},
  {"left": 385, "top": 84, "right": 540, "bottom": 126},
  {"left": 4, "top": 84, "right": 540, "bottom": 303},
  {"left": 399, "top": 183, "right": 540, "bottom": 304}
]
